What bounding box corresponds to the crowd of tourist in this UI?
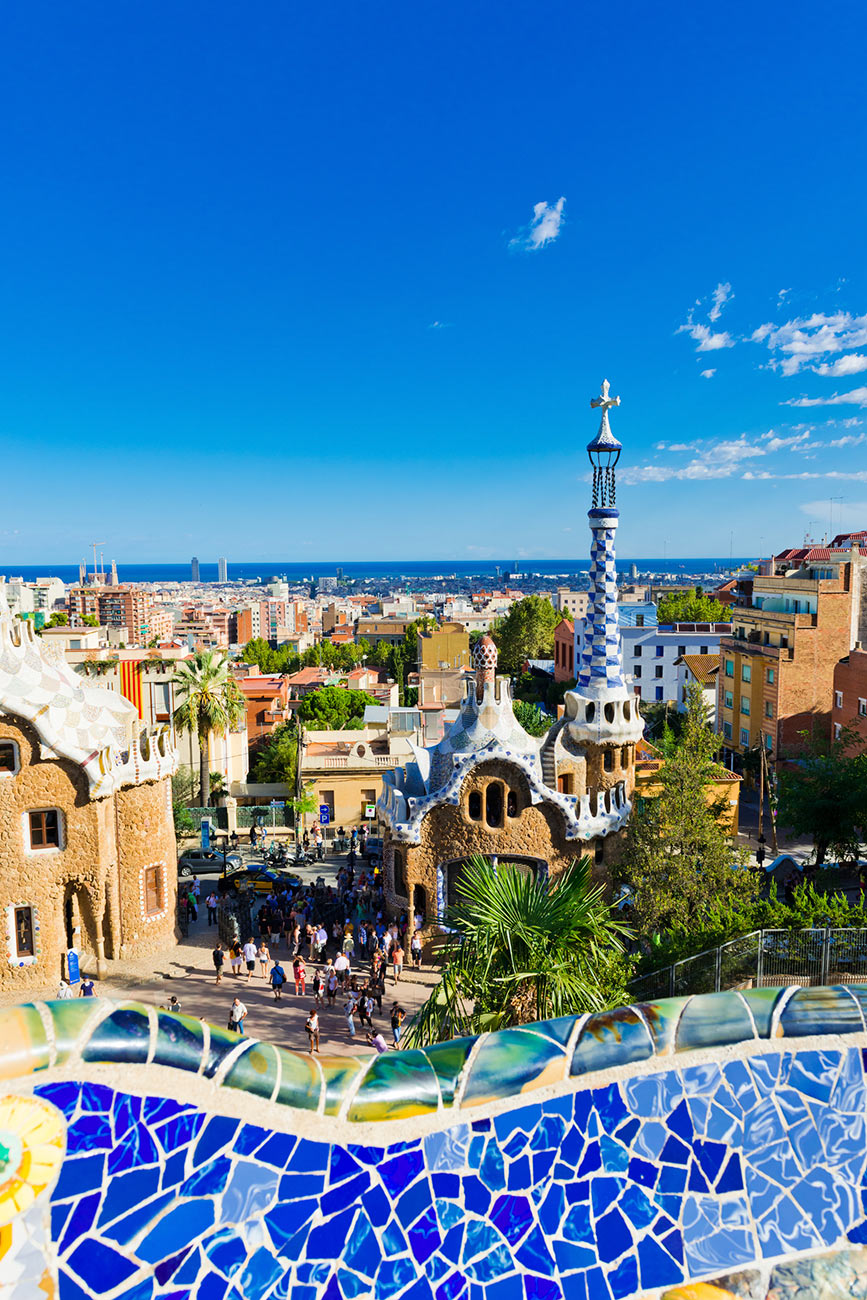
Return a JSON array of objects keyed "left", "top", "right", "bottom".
[{"left": 211, "top": 850, "right": 424, "bottom": 1053}]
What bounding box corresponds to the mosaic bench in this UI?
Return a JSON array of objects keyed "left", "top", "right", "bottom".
[{"left": 2, "top": 985, "right": 867, "bottom": 1300}]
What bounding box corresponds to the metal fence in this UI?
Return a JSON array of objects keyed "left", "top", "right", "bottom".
[{"left": 629, "top": 928, "right": 867, "bottom": 1002}]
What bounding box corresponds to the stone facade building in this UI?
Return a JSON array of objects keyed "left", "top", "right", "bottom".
[
  {"left": 378, "top": 382, "right": 644, "bottom": 922},
  {"left": 0, "top": 601, "right": 178, "bottom": 990}
]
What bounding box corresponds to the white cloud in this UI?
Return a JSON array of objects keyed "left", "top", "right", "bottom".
[
  {"left": 620, "top": 435, "right": 763, "bottom": 484},
  {"left": 678, "top": 320, "right": 735, "bottom": 352},
  {"left": 708, "top": 282, "right": 733, "bottom": 322},
  {"left": 760, "top": 430, "right": 817, "bottom": 453},
  {"left": 700, "top": 368, "right": 716, "bottom": 379},
  {"left": 428, "top": 320, "right": 451, "bottom": 330},
  {"left": 828, "top": 433, "right": 866, "bottom": 447},
  {"left": 784, "top": 386, "right": 867, "bottom": 409},
  {"left": 751, "top": 312, "right": 867, "bottom": 375},
  {"left": 814, "top": 353, "right": 867, "bottom": 377},
  {"left": 778, "top": 288, "right": 791, "bottom": 301},
  {"left": 510, "top": 197, "right": 566, "bottom": 251}
]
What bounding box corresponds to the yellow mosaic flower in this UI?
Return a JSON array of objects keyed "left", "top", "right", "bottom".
[
  {"left": 662, "top": 1286, "right": 739, "bottom": 1300},
  {"left": 0, "top": 1095, "right": 66, "bottom": 1227}
]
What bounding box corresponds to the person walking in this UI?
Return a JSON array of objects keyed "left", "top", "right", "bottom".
[
  {"left": 410, "top": 931, "right": 422, "bottom": 970},
  {"left": 366, "top": 1030, "right": 389, "bottom": 1054},
  {"left": 243, "top": 937, "right": 257, "bottom": 981},
  {"left": 229, "top": 940, "right": 244, "bottom": 977},
  {"left": 334, "top": 950, "right": 350, "bottom": 986},
  {"left": 257, "top": 941, "right": 271, "bottom": 979},
  {"left": 228, "top": 998, "right": 248, "bottom": 1035},
  {"left": 186, "top": 889, "right": 198, "bottom": 923},
  {"left": 270, "top": 961, "right": 286, "bottom": 1000},
  {"left": 392, "top": 943, "right": 404, "bottom": 983},
  {"left": 390, "top": 1002, "right": 405, "bottom": 1047},
  {"left": 344, "top": 995, "right": 357, "bottom": 1039},
  {"left": 206, "top": 892, "right": 218, "bottom": 926},
  {"left": 293, "top": 956, "right": 307, "bottom": 997},
  {"left": 163, "top": 995, "right": 182, "bottom": 1014},
  {"left": 57, "top": 979, "right": 75, "bottom": 1000},
  {"left": 312, "top": 969, "right": 324, "bottom": 1005},
  {"left": 79, "top": 977, "right": 96, "bottom": 997},
  {"left": 326, "top": 969, "right": 339, "bottom": 1006},
  {"left": 212, "top": 941, "right": 225, "bottom": 985},
  {"left": 306, "top": 1007, "right": 320, "bottom": 1054}
]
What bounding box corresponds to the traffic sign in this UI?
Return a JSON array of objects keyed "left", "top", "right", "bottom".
[
  {"left": 365, "top": 803, "right": 376, "bottom": 819},
  {"left": 270, "top": 800, "right": 285, "bottom": 808},
  {"left": 319, "top": 805, "right": 331, "bottom": 825}
]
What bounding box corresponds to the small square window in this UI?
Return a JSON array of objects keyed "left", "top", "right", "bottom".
[
  {"left": 835, "top": 691, "right": 843, "bottom": 709},
  {"left": 859, "top": 699, "right": 867, "bottom": 718},
  {"left": 0, "top": 740, "right": 18, "bottom": 775},
  {"left": 635, "top": 614, "right": 644, "bottom": 627},
  {"left": 655, "top": 646, "right": 664, "bottom": 657},
  {"left": 633, "top": 666, "right": 642, "bottom": 679},
  {"left": 742, "top": 664, "right": 752, "bottom": 682},
  {"left": 765, "top": 701, "right": 774, "bottom": 718},
  {"left": 834, "top": 723, "right": 842, "bottom": 740},
  {"left": 655, "top": 665, "right": 663, "bottom": 679},
  {"left": 29, "top": 810, "right": 60, "bottom": 849},
  {"left": 741, "top": 697, "right": 750, "bottom": 716},
  {"left": 724, "top": 691, "right": 733, "bottom": 709},
  {"left": 142, "top": 865, "right": 164, "bottom": 916},
  {"left": 678, "top": 645, "right": 686, "bottom": 657},
  {"left": 655, "top": 687, "right": 663, "bottom": 701},
  {"left": 767, "top": 668, "right": 775, "bottom": 684},
  {"left": 723, "top": 721, "right": 732, "bottom": 739},
  {"left": 740, "top": 728, "right": 750, "bottom": 746},
  {"left": 764, "top": 733, "right": 773, "bottom": 751},
  {"left": 700, "top": 645, "right": 708, "bottom": 655},
  {"left": 725, "top": 659, "right": 734, "bottom": 677},
  {"left": 634, "top": 646, "right": 642, "bottom": 657}
]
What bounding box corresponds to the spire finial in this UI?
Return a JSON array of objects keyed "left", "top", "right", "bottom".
[
  {"left": 590, "top": 378, "right": 620, "bottom": 416},
  {"left": 587, "top": 379, "right": 622, "bottom": 509}
]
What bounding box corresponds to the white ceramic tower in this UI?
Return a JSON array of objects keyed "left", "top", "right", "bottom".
[{"left": 564, "top": 381, "right": 644, "bottom": 747}]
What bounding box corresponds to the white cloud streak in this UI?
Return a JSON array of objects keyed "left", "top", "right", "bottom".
[
  {"left": 510, "top": 198, "right": 566, "bottom": 251},
  {"left": 784, "top": 386, "right": 867, "bottom": 409},
  {"left": 752, "top": 312, "right": 867, "bottom": 376},
  {"left": 708, "top": 282, "right": 733, "bottom": 322},
  {"left": 700, "top": 368, "right": 716, "bottom": 379},
  {"left": 622, "top": 420, "right": 865, "bottom": 484}
]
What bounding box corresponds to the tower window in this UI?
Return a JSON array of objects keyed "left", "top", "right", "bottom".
[
  {"left": 28, "top": 810, "right": 61, "bottom": 850},
  {"left": 594, "top": 840, "right": 604, "bottom": 866},
  {"left": 468, "top": 791, "right": 482, "bottom": 821},
  {"left": 0, "top": 741, "right": 19, "bottom": 775},
  {"left": 507, "top": 790, "right": 518, "bottom": 818},
  {"left": 485, "top": 782, "right": 504, "bottom": 828},
  {"left": 621, "top": 746, "right": 629, "bottom": 766},
  {"left": 603, "top": 750, "right": 614, "bottom": 772}
]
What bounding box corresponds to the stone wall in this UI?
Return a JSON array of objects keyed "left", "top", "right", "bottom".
[
  {"left": 0, "top": 714, "right": 176, "bottom": 990},
  {"left": 3, "top": 986, "right": 867, "bottom": 1299}
]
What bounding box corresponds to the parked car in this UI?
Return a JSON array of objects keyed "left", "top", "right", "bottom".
[
  {"left": 222, "top": 866, "right": 302, "bottom": 895},
  {"left": 178, "top": 847, "right": 242, "bottom": 877},
  {"left": 364, "top": 836, "right": 384, "bottom": 865}
]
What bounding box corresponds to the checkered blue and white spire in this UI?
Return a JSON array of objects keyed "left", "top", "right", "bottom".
[
  {"left": 578, "top": 380, "right": 625, "bottom": 696},
  {"left": 563, "top": 381, "right": 644, "bottom": 747}
]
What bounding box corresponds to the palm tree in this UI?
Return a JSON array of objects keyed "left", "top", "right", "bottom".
[
  {"left": 404, "top": 855, "right": 632, "bottom": 1048},
  {"left": 172, "top": 652, "right": 246, "bottom": 806}
]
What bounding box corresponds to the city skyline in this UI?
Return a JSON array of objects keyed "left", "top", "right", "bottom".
[{"left": 1, "top": 2, "right": 866, "bottom": 564}]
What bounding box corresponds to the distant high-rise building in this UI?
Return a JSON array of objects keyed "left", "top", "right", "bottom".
[
  {"left": 218, "top": 557, "right": 228, "bottom": 583},
  {"left": 191, "top": 557, "right": 200, "bottom": 583},
  {"left": 318, "top": 575, "right": 338, "bottom": 594},
  {"left": 336, "top": 566, "right": 344, "bottom": 583},
  {"left": 630, "top": 562, "right": 639, "bottom": 581}
]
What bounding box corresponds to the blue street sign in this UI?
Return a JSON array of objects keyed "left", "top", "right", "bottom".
[
  {"left": 66, "top": 949, "right": 80, "bottom": 985},
  {"left": 319, "top": 805, "right": 331, "bottom": 825},
  {"left": 201, "top": 818, "right": 211, "bottom": 850},
  {"left": 270, "top": 800, "right": 285, "bottom": 808}
]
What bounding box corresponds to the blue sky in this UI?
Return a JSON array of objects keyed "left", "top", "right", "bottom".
[{"left": 2, "top": 1, "right": 866, "bottom": 564}]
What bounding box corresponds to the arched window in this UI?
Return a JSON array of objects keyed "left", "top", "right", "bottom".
[
  {"left": 621, "top": 746, "right": 629, "bottom": 767},
  {"left": 393, "top": 849, "right": 407, "bottom": 897},
  {"left": 603, "top": 750, "right": 614, "bottom": 772},
  {"left": 507, "top": 789, "right": 518, "bottom": 818},
  {"left": 485, "top": 782, "right": 503, "bottom": 828},
  {"left": 468, "top": 791, "right": 482, "bottom": 821}
]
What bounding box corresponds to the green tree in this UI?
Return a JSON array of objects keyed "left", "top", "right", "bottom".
[
  {"left": 492, "top": 597, "right": 561, "bottom": 676},
  {"left": 298, "top": 685, "right": 376, "bottom": 730},
  {"left": 405, "top": 856, "right": 633, "bottom": 1047},
  {"left": 777, "top": 726, "right": 867, "bottom": 865},
  {"left": 241, "top": 638, "right": 277, "bottom": 671},
  {"left": 172, "top": 651, "right": 246, "bottom": 806},
  {"left": 80, "top": 614, "right": 100, "bottom": 627},
  {"left": 45, "top": 612, "right": 69, "bottom": 628},
  {"left": 617, "top": 682, "right": 755, "bottom": 937},
  {"left": 512, "top": 697, "right": 552, "bottom": 737},
  {"left": 250, "top": 721, "right": 298, "bottom": 787},
  {"left": 656, "top": 586, "right": 726, "bottom": 625}
]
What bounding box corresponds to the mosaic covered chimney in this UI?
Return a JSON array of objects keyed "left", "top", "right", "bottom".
[
  {"left": 472, "top": 633, "right": 498, "bottom": 702},
  {"left": 565, "top": 380, "right": 644, "bottom": 748}
]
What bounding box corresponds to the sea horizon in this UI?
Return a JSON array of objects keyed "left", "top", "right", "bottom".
[{"left": 0, "top": 557, "right": 753, "bottom": 585}]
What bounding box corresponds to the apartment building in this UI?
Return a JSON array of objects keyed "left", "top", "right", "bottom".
[
  {"left": 832, "top": 647, "right": 867, "bottom": 746},
  {"left": 417, "top": 622, "right": 471, "bottom": 706},
  {"left": 553, "top": 617, "right": 575, "bottom": 683},
  {"left": 67, "top": 585, "right": 172, "bottom": 644},
  {"left": 717, "top": 542, "right": 867, "bottom": 761},
  {"left": 574, "top": 619, "right": 728, "bottom": 704},
  {"left": 553, "top": 589, "right": 589, "bottom": 619}
]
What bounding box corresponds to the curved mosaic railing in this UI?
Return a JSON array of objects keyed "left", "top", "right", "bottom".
[{"left": 2, "top": 985, "right": 867, "bottom": 1300}]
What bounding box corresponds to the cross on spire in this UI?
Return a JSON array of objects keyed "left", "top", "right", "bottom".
[{"left": 590, "top": 378, "right": 620, "bottom": 415}]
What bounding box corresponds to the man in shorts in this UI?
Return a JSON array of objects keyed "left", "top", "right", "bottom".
[
  {"left": 212, "top": 941, "right": 225, "bottom": 984},
  {"left": 243, "top": 938, "right": 257, "bottom": 981},
  {"left": 228, "top": 998, "right": 248, "bottom": 1035}
]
